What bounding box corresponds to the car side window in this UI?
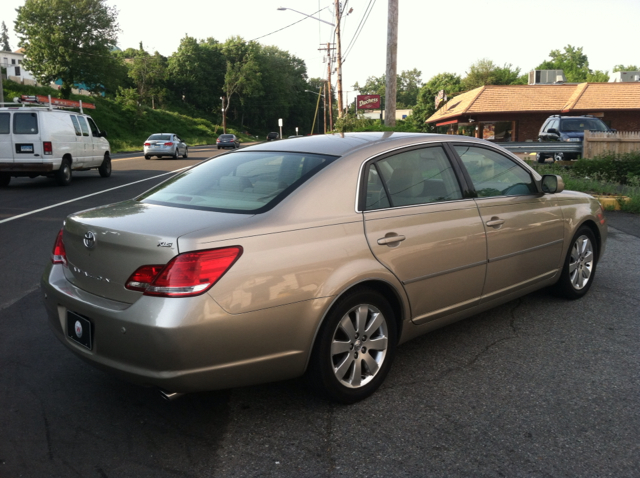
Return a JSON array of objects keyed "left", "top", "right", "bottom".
[
  {"left": 76, "top": 116, "right": 90, "bottom": 137},
  {"left": 69, "top": 115, "right": 82, "bottom": 136},
  {"left": 13, "top": 112, "right": 39, "bottom": 134},
  {"left": 86, "top": 117, "right": 100, "bottom": 137},
  {"left": 0, "top": 113, "right": 9, "bottom": 134},
  {"left": 454, "top": 145, "right": 537, "bottom": 198},
  {"left": 365, "top": 145, "right": 463, "bottom": 210}
]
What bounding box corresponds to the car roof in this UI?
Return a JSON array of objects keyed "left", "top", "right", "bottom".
[{"left": 243, "top": 132, "right": 477, "bottom": 157}]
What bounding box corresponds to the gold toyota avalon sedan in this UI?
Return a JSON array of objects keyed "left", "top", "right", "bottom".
[{"left": 41, "top": 133, "right": 607, "bottom": 403}]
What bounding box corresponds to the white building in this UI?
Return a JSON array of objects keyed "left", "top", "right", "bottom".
[{"left": 1, "top": 49, "right": 37, "bottom": 85}]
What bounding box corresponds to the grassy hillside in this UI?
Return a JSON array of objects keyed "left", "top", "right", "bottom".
[{"left": 2, "top": 81, "right": 256, "bottom": 152}]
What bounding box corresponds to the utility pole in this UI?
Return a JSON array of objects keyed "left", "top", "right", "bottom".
[
  {"left": 334, "top": 0, "right": 344, "bottom": 118},
  {"left": 384, "top": 0, "right": 398, "bottom": 127},
  {"left": 220, "top": 96, "right": 227, "bottom": 134},
  {"left": 319, "top": 43, "right": 335, "bottom": 131}
]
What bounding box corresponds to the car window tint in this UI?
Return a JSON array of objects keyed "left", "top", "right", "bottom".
[
  {"left": 369, "top": 146, "right": 462, "bottom": 208},
  {"left": 86, "top": 117, "right": 100, "bottom": 136},
  {"left": 76, "top": 116, "right": 90, "bottom": 137},
  {"left": 148, "top": 134, "right": 171, "bottom": 141},
  {"left": 365, "top": 165, "right": 390, "bottom": 210},
  {"left": 454, "top": 145, "right": 536, "bottom": 198},
  {"left": 138, "top": 151, "right": 337, "bottom": 213},
  {"left": 13, "top": 112, "right": 38, "bottom": 134},
  {"left": 0, "top": 113, "right": 9, "bottom": 134},
  {"left": 69, "top": 115, "right": 82, "bottom": 136},
  {"left": 561, "top": 118, "right": 607, "bottom": 132}
]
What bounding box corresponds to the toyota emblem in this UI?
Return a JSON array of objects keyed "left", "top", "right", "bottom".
[{"left": 83, "top": 231, "right": 97, "bottom": 249}]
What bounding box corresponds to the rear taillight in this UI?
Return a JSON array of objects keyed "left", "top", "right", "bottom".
[
  {"left": 216, "top": 139, "right": 220, "bottom": 143},
  {"left": 144, "top": 142, "right": 151, "bottom": 146},
  {"left": 51, "top": 228, "right": 67, "bottom": 265},
  {"left": 125, "top": 247, "right": 243, "bottom": 297},
  {"left": 164, "top": 142, "right": 174, "bottom": 146},
  {"left": 43, "top": 141, "right": 53, "bottom": 155}
]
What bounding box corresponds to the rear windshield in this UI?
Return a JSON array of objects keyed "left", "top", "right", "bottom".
[
  {"left": 219, "top": 135, "right": 235, "bottom": 139},
  {"left": 138, "top": 151, "right": 337, "bottom": 213},
  {"left": 148, "top": 134, "right": 172, "bottom": 141},
  {"left": 561, "top": 118, "right": 608, "bottom": 132}
]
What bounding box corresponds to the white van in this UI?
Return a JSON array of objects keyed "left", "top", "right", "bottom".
[{"left": 0, "top": 96, "right": 111, "bottom": 187}]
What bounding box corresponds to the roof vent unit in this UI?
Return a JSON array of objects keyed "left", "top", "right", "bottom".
[
  {"left": 529, "top": 70, "right": 567, "bottom": 85},
  {"left": 609, "top": 71, "right": 640, "bottom": 82}
]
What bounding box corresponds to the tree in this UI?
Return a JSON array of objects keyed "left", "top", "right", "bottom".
[
  {"left": 462, "top": 58, "right": 522, "bottom": 90},
  {"left": 1, "top": 21, "right": 10, "bottom": 51},
  {"left": 613, "top": 64, "right": 639, "bottom": 72},
  {"left": 128, "top": 43, "right": 166, "bottom": 109},
  {"left": 354, "top": 69, "right": 423, "bottom": 108},
  {"left": 408, "top": 72, "right": 463, "bottom": 132},
  {"left": 14, "top": 0, "right": 120, "bottom": 98},
  {"left": 536, "top": 45, "right": 608, "bottom": 83},
  {"left": 221, "top": 37, "right": 261, "bottom": 131}
]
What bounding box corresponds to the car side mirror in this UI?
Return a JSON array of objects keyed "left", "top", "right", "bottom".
[
  {"left": 100, "top": 131, "right": 108, "bottom": 138},
  {"left": 547, "top": 128, "right": 559, "bottom": 136},
  {"left": 541, "top": 174, "right": 564, "bottom": 194}
]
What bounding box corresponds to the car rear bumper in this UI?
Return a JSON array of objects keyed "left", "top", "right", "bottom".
[{"left": 41, "top": 263, "right": 325, "bottom": 393}]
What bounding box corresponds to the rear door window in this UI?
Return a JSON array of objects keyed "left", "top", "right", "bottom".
[
  {"left": 0, "top": 113, "right": 9, "bottom": 134},
  {"left": 70, "top": 115, "right": 82, "bottom": 136},
  {"left": 13, "top": 113, "right": 39, "bottom": 134},
  {"left": 76, "top": 116, "right": 90, "bottom": 136}
]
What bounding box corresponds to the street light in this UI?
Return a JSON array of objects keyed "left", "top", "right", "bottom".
[{"left": 277, "top": 7, "right": 335, "bottom": 27}]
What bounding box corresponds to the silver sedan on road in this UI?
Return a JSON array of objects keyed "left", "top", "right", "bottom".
[
  {"left": 41, "top": 133, "right": 607, "bottom": 403},
  {"left": 144, "top": 133, "right": 188, "bottom": 159}
]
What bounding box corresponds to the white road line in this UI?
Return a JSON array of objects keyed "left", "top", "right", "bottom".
[{"left": 0, "top": 168, "right": 189, "bottom": 225}]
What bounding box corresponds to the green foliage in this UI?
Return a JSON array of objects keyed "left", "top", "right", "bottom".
[
  {"left": 571, "top": 152, "right": 640, "bottom": 185},
  {"left": 462, "top": 59, "right": 522, "bottom": 90},
  {"left": 536, "top": 45, "right": 609, "bottom": 82},
  {"left": 613, "top": 64, "right": 639, "bottom": 72},
  {"left": 333, "top": 113, "right": 419, "bottom": 133},
  {"left": 1, "top": 21, "right": 10, "bottom": 51},
  {"left": 352, "top": 69, "right": 423, "bottom": 108},
  {"left": 14, "top": 0, "right": 120, "bottom": 98},
  {"left": 408, "top": 72, "right": 463, "bottom": 132}
]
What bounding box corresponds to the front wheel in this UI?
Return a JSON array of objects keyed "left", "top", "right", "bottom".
[
  {"left": 0, "top": 173, "right": 10, "bottom": 187},
  {"left": 536, "top": 152, "right": 547, "bottom": 164},
  {"left": 56, "top": 159, "right": 72, "bottom": 186},
  {"left": 307, "top": 289, "right": 397, "bottom": 403},
  {"left": 98, "top": 154, "right": 112, "bottom": 177},
  {"left": 554, "top": 152, "right": 565, "bottom": 162},
  {"left": 183, "top": 147, "right": 188, "bottom": 159},
  {"left": 552, "top": 226, "right": 598, "bottom": 300}
]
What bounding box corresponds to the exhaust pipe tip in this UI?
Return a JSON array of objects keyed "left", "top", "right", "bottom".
[{"left": 160, "top": 389, "right": 185, "bottom": 401}]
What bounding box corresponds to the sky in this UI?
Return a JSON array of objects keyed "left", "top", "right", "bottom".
[{"left": 3, "top": 0, "right": 640, "bottom": 96}]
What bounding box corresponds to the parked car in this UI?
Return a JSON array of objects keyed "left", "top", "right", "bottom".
[
  {"left": 267, "top": 132, "right": 279, "bottom": 141},
  {"left": 217, "top": 134, "right": 240, "bottom": 150},
  {"left": 536, "top": 115, "right": 611, "bottom": 162},
  {"left": 0, "top": 99, "right": 111, "bottom": 187},
  {"left": 144, "top": 133, "right": 188, "bottom": 159},
  {"left": 41, "top": 133, "right": 607, "bottom": 403}
]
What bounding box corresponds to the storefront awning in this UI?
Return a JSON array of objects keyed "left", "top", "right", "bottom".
[{"left": 435, "top": 119, "right": 459, "bottom": 126}]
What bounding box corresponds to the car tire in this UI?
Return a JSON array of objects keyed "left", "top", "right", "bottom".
[
  {"left": 145, "top": 155, "right": 151, "bottom": 160},
  {"left": 98, "top": 154, "right": 112, "bottom": 178},
  {"left": 173, "top": 149, "right": 179, "bottom": 159},
  {"left": 217, "top": 146, "right": 221, "bottom": 150},
  {"left": 554, "top": 152, "right": 565, "bottom": 162},
  {"left": 183, "top": 147, "right": 188, "bottom": 159},
  {"left": 0, "top": 173, "right": 10, "bottom": 187},
  {"left": 55, "top": 158, "right": 72, "bottom": 186},
  {"left": 307, "top": 288, "right": 397, "bottom": 404},
  {"left": 536, "top": 152, "right": 547, "bottom": 163},
  {"left": 552, "top": 226, "right": 598, "bottom": 300}
]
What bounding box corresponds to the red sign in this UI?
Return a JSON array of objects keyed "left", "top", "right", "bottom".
[
  {"left": 20, "top": 95, "right": 96, "bottom": 109},
  {"left": 356, "top": 95, "right": 381, "bottom": 110}
]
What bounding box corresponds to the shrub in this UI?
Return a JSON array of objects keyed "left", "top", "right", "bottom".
[{"left": 572, "top": 152, "right": 640, "bottom": 185}]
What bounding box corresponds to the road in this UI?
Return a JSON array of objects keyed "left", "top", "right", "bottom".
[{"left": 0, "top": 147, "right": 638, "bottom": 477}]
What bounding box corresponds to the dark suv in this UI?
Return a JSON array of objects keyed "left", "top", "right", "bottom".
[
  {"left": 536, "top": 115, "right": 611, "bottom": 162},
  {"left": 266, "top": 132, "right": 279, "bottom": 141}
]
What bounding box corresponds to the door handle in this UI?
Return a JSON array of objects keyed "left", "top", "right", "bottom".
[
  {"left": 377, "top": 234, "right": 406, "bottom": 245},
  {"left": 486, "top": 217, "right": 505, "bottom": 227}
]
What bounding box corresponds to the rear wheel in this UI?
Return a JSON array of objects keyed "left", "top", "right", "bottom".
[
  {"left": 552, "top": 226, "right": 597, "bottom": 300},
  {"left": 98, "top": 154, "right": 112, "bottom": 177},
  {"left": 307, "top": 289, "right": 397, "bottom": 403},
  {"left": 145, "top": 155, "right": 151, "bottom": 160},
  {"left": 56, "top": 159, "right": 72, "bottom": 186},
  {"left": 536, "top": 152, "right": 547, "bottom": 163},
  {"left": 0, "top": 173, "right": 10, "bottom": 187},
  {"left": 554, "top": 152, "right": 565, "bottom": 162}
]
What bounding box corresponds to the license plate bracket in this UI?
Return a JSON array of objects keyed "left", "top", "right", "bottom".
[{"left": 67, "top": 311, "right": 93, "bottom": 350}]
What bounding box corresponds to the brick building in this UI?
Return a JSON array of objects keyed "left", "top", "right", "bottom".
[{"left": 426, "top": 82, "right": 640, "bottom": 142}]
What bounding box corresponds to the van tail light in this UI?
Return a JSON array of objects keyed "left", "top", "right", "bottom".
[
  {"left": 125, "top": 246, "right": 243, "bottom": 297},
  {"left": 51, "top": 228, "right": 67, "bottom": 265},
  {"left": 43, "top": 141, "right": 53, "bottom": 155},
  {"left": 164, "top": 142, "right": 174, "bottom": 146}
]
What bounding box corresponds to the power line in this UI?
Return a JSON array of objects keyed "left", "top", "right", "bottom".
[
  {"left": 250, "top": 8, "right": 328, "bottom": 43},
  {"left": 342, "top": 0, "right": 377, "bottom": 63}
]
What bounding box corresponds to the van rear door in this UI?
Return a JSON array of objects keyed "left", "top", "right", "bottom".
[
  {"left": 0, "top": 112, "right": 13, "bottom": 166},
  {"left": 12, "top": 111, "right": 43, "bottom": 166}
]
